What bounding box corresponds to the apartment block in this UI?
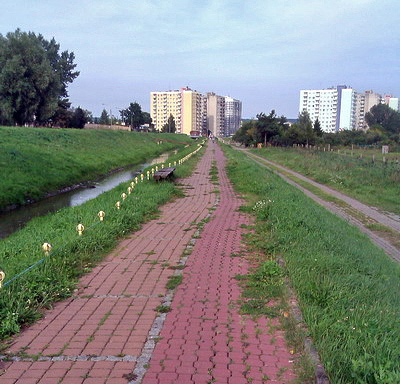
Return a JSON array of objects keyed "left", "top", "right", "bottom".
[
  {"left": 150, "top": 90, "right": 182, "bottom": 132},
  {"left": 224, "top": 97, "right": 242, "bottom": 137},
  {"left": 385, "top": 96, "right": 400, "bottom": 112},
  {"left": 300, "top": 86, "right": 357, "bottom": 132},
  {"left": 207, "top": 93, "right": 225, "bottom": 137},
  {"left": 150, "top": 87, "right": 241, "bottom": 137},
  {"left": 356, "top": 90, "right": 382, "bottom": 130}
]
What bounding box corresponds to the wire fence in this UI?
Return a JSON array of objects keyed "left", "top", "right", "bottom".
[{"left": 0, "top": 142, "right": 204, "bottom": 291}]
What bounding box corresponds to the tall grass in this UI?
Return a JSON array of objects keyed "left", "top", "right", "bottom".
[
  {"left": 224, "top": 144, "right": 400, "bottom": 384},
  {"left": 251, "top": 147, "right": 400, "bottom": 214},
  {"left": 0, "top": 126, "right": 194, "bottom": 210},
  {"left": 0, "top": 143, "right": 203, "bottom": 340}
]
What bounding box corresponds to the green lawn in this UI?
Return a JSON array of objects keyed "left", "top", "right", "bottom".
[
  {"left": 251, "top": 147, "right": 400, "bottom": 214},
  {"left": 0, "top": 126, "right": 194, "bottom": 210}
]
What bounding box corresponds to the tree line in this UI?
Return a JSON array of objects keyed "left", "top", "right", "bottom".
[
  {"left": 233, "top": 104, "right": 400, "bottom": 148},
  {"left": 0, "top": 29, "right": 154, "bottom": 130},
  {"left": 0, "top": 29, "right": 81, "bottom": 127}
]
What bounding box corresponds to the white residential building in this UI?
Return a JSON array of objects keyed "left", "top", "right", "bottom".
[
  {"left": 299, "top": 86, "right": 357, "bottom": 132},
  {"left": 224, "top": 96, "right": 242, "bottom": 136},
  {"left": 386, "top": 96, "right": 400, "bottom": 112}
]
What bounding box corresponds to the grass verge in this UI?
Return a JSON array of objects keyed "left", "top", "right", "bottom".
[
  {"left": 246, "top": 151, "right": 400, "bottom": 253},
  {"left": 251, "top": 147, "right": 400, "bottom": 215},
  {"left": 0, "top": 142, "right": 205, "bottom": 340},
  {"left": 222, "top": 144, "right": 400, "bottom": 384},
  {"left": 0, "top": 126, "right": 195, "bottom": 210}
]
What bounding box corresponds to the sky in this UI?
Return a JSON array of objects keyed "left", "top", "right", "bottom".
[{"left": 0, "top": 0, "right": 399, "bottom": 118}]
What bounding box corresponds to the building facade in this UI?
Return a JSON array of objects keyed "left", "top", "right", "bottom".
[
  {"left": 386, "top": 96, "right": 400, "bottom": 112},
  {"left": 224, "top": 96, "right": 242, "bottom": 137},
  {"left": 150, "top": 90, "right": 182, "bottom": 133},
  {"left": 300, "top": 86, "right": 400, "bottom": 132},
  {"left": 206, "top": 93, "right": 225, "bottom": 137},
  {"left": 150, "top": 88, "right": 241, "bottom": 137},
  {"left": 355, "top": 90, "right": 382, "bottom": 130},
  {"left": 300, "top": 86, "right": 360, "bottom": 132}
]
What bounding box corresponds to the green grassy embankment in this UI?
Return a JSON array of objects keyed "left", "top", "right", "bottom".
[
  {"left": 223, "top": 144, "right": 400, "bottom": 384},
  {"left": 0, "top": 126, "right": 194, "bottom": 210},
  {"left": 0, "top": 142, "right": 204, "bottom": 341},
  {"left": 251, "top": 147, "right": 400, "bottom": 215}
]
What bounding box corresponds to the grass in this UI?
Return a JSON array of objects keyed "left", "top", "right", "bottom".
[
  {"left": 155, "top": 305, "right": 171, "bottom": 313},
  {"left": 251, "top": 147, "right": 400, "bottom": 214},
  {"left": 209, "top": 160, "right": 219, "bottom": 184},
  {"left": 0, "top": 141, "right": 204, "bottom": 340},
  {"left": 222, "top": 143, "right": 400, "bottom": 384},
  {"left": 246, "top": 152, "right": 400, "bottom": 251},
  {"left": 0, "top": 126, "right": 195, "bottom": 210},
  {"left": 165, "top": 275, "right": 183, "bottom": 290}
]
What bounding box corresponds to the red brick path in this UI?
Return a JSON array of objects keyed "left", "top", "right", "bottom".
[{"left": 0, "top": 142, "right": 296, "bottom": 383}]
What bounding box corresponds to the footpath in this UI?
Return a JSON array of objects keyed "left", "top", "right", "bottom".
[{"left": 1, "top": 142, "right": 296, "bottom": 384}]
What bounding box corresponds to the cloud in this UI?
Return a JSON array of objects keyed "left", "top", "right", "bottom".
[{"left": 1, "top": 0, "right": 399, "bottom": 118}]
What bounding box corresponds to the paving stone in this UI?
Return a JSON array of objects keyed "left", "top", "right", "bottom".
[{"left": 1, "top": 143, "right": 296, "bottom": 384}]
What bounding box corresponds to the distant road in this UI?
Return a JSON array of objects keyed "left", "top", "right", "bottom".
[{"left": 235, "top": 147, "right": 400, "bottom": 262}]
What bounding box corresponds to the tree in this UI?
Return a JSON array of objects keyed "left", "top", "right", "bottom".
[
  {"left": 51, "top": 99, "right": 72, "bottom": 127},
  {"left": 254, "top": 110, "right": 284, "bottom": 145},
  {"left": 313, "top": 118, "right": 323, "bottom": 137},
  {"left": 232, "top": 121, "right": 256, "bottom": 147},
  {"left": 365, "top": 104, "right": 400, "bottom": 135},
  {"left": 68, "top": 107, "right": 88, "bottom": 129},
  {"left": 99, "top": 109, "right": 110, "bottom": 125},
  {"left": 297, "top": 110, "right": 315, "bottom": 145},
  {"left": 0, "top": 29, "right": 79, "bottom": 126},
  {"left": 120, "top": 102, "right": 145, "bottom": 131},
  {"left": 142, "top": 111, "right": 152, "bottom": 125},
  {"left": 162, "top": 114, "right": 176, "bottom": 133}
]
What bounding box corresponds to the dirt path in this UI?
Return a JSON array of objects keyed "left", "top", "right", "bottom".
[
  {"left": 239, "top": 149, "right": 400, "bottom": 262},
  {"left": 1, "top": 142, "right": 297, "bottom": 383}
]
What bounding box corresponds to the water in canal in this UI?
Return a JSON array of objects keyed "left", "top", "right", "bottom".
[{"left": 0, "top": 151, "right": 174, "bottom": 239}]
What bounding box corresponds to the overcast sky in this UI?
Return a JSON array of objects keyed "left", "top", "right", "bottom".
[{"left": 1, "top": 0, "right": 399, "bottom": 118}]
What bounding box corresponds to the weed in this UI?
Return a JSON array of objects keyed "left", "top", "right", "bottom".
[
  {"left": 166, "top": 275, "right": 183, "bottom": 290},
  {"left": 168, "top": 265, "right": 186, "bottom": 270},
  {"left": 277, "top": 366, "right": 287, "bottom": 379},
  {"left": 122, "top": 373, "right": 138, "bottom": 381},
  {"left": 155, "top": 305, "right": 171, "bottom": 313},
  {"left": 98, "top": 311, "right": 111, "bottom": 326}
]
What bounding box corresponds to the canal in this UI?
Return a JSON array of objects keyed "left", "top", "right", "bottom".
[{"left": 0, "top": 151, "right": 174, "bottom": 239}]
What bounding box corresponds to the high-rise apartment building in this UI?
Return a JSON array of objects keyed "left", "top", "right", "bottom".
[
  {"left": 150, "top": 87, "right": 241, "bottom": 137},
  {"left": 386, "top": 96, "right": 400, "bottom": 112},
  {"left": 224, "top": 97, "right": 242, "bottom": 136},
  {"left": 181, "top": 87, "right": 207, "bottom": 135},
  {"left": 150, "top": 90, "right": 182, "bottom": 133},
  {"left": 356, "top": 90, "right": 382, "bottom": 130},
  {"left": 299, "top": 86, "right": 357, "bottom": 132},
  {"left": 150, "top": 87, "right": 207, "bottom": 135},
  {"left": 300, "top": 87, "right": 400, "bottom": 132},
  {"left": 207, "top": 93, "right": 225, "bottom": 137}
]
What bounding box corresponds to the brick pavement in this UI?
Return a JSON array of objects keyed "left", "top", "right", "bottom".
[
  {"left": 140, "top": 143, "right": 296, "bottom": 384},
  {"left": 0, "top": 142, "right": 296, "bottom": 383}
]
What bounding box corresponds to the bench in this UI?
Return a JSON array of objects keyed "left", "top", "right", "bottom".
[{"left": 153, "top": 167, "right": 176, "bottom": 181}]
